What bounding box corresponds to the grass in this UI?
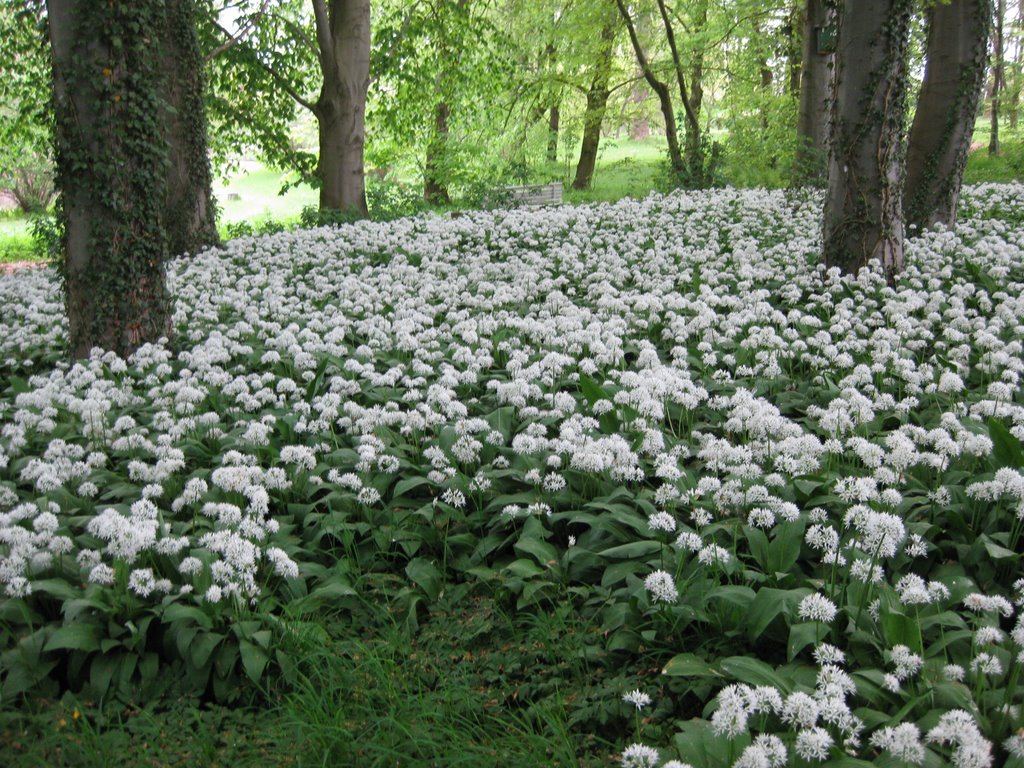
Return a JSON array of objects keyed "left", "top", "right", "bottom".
[
  {"left": 2, "top": 126, "right": 1021, "bottom": 264},
  {"left": 1, "top": 583, "right": 625, "bottom": 767},
  {"left": 213, "top": 164, "right": 319, "bottom": 224}
]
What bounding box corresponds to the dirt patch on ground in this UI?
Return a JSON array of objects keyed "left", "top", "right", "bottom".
[{"left": 1, "top": 260, "right": 48, "bottom": 276}]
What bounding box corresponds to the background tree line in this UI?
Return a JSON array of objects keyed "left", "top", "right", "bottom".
[{"left": 0, "top": 0, "right": 1019, "bottom": 356}]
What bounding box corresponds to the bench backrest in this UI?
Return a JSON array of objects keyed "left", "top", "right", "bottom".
[{"left": 504, "top": 182, "right": 563, "bottom": 206}]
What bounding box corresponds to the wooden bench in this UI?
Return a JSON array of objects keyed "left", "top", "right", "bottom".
[{"left": 493, "top": 182, "right": 563, "bottom": 208}]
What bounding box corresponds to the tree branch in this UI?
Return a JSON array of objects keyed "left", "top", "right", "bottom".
[
  {"left": 311, "top": 0, "right": 335, "bottom": 78},
  {"left": 210, "top": 18, "right": 317, "bottom": 113},
  {"left": 203, "top": 0, "right": 272, "bottom": 63}
]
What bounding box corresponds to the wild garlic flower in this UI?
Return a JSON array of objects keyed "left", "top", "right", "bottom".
[
  {"left": 798, "top": 593, "right": 838, "bottom": 623},
  {"left": 871, "top": 723, "right": 925, "bottom": 765},
  {"left": 622, "top": 689, "right": 652, "bottom": 710},
  {"left": 794, "top": 727, "right": 833, "bottom": 761},
  {"left": 620, "top": 743, "right": 659, "bottom": 768},
  {"left": 644, "top": 570, "right": 678, "bottom": 604}
]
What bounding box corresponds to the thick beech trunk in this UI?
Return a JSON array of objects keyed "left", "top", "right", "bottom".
[
  {"left": 313, "top": 0, "right": 370, "bottom": 216},
  {"left": 823, "top": 0, "right": 912, "bottom": 283},
  {"left": 573, "top": 18, "right": 616, "bottom": 190},
  {"left": 794, "top": 0, "right": 831, "bottom": 184},
  {"left": 163, "top": 0, "right": 218, "bottom": 256},
  {"left": 904, "top": 0, "right": 992, "bottom": 232},
  {"left": 47, "top": 0, "right": 172, "bottom": 358}
]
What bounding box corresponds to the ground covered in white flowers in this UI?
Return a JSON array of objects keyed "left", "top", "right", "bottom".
[{"left": 2, "top": 185, "right": 1024, "bottom": 767}]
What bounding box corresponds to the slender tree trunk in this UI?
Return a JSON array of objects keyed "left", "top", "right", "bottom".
[
  {"left": 786, "top": 3, "right": 804, "bottom": 97},
  {"left": 617, "top": 0, "right": 684, "bottom": 174},
  {"left": 1010, "top": 0, "right": 1022, "bottom": 129},
  {"left": 655, "top": 0, "right": 703, "bottom": 177},
  {"left": 424, "top": 100, "right": 451, "bottom": 204},
  {"left": 905, "top": 0, "right": 992, "bottom": 232},
  {"left": 313, "top": 0, "right": 369, "bottom": 216},
  {"left": 48, "top": 0, "right": 172, "bottom": 358},
  {"left": 547, "top": 105, "right": 559, "bottom": 163},
  {"left": 990, "top": 0, "right": 1005, "bottom": 155},
  {"left": 163, "top": 0, "right": 219, "bottom": 256},
  {"left": 823, "top": 0, "right": 912, "bottom": 284},
  {"left": 794, "top": 0, "right": 832, "bottom": 184}
]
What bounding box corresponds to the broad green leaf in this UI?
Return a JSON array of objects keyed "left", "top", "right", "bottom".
[
  {"left": 392, "top": 475, "right": 432, "bottom": 498},
  {"left": 787, "top": 622, "right": 820, "bottom": 661},
  {"left": 189, "top": 631, "right": 224, "bottom": 669},
  {"left": 44, "top": 623, "right": 102, "bottom": 653},
  {"left": 988, "top": 417, "right": 1024, "bottom": 469},
  {"left": 31, "top": 579, "right": 81, "bottom": 602},
  {"left": 162, "top": 602, "right": 214, "bottom": 630},
  {"left": 406, "top": 557, "right": 443, "bottom": 601},
  {"left": 744, "top": 525, "right": 770, "bottom": 571},
  {"left": 662, "top": 653, "right": 717, "bottom": 678},
  {"left": 598, "top": 540, "right": 662, "bottom": 559},
  {"left": 719, "top": 656, "right": 790, "bottom": 692},
  {"left": 239, "top": 639, "right": 270, "bottom": 684},
  {"left": 768, "top": 519, "right": 806, "bottom": 574},
  {"left": 514, "top": 535, "right": 559, "bottom": 567},
  {"left": 503, "top": 558, "right": 545, "bottom": 579}
]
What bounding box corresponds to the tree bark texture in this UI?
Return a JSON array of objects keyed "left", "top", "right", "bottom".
[
  {"left": 573, "top": 16, "right": 617, "bottom": 190},
  {"left": 823, "top": 0, "right": 912, "bottom": 284},
  {"left": 617, "top": 0, "right": 684, "bottom": 174},
  {"left": 47, "top": 0, "right": 172, "bottom": 358},
  {"left": 904, "top": 0, "right": 992, "bottom": 232},
  {"left": 794, "top": 0, "right": 832, "bottom": 185},
  {"left": 162, "top": 0, "right": 219, "bottom": 256},
  {"left": 424, "top": 100, "right": 451, "bottom": 204},
  {"left": 547, "top": 105, "right": 559, "bottom": 163},
  {"left": 990, "top": 0, "right": 1005, "bottom": 155},
  {"left": 656, "top": 0, "right": 703, "bottom": 176},
  {"left": 313, "top": 0, "right": 370, "bottom": 215}
]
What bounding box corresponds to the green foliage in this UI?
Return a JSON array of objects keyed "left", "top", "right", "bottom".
[{"left": 0, "top": 4, "right": 55, "bottom": 214}]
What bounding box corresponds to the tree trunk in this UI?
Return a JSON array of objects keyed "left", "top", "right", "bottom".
[
  {"left": 904, "top": 0, "right": 992, "bottom": 232},
  {"left": 47, "top": 0, "right": 172, "bottom": 358},
  {"left": 573, "top": 16, "right": 616, "bottom": 190},
  {"left": 794, "top": 0, "right": 832, "bottom": 185},
  {"left": 424, "top": 100, "right": 451, "bottom": 204},
  {"left": 786, "top": 3, "right": 804, "bottom": 97},
  {"left": 314, "top": 0, "right": 370, "bottom": 216},
  {"left": 655, "top": 0, "right": 703, "bottom": 178},
  {"left": 823, "top": 0, "right": 912, "bottom": 284},
  {"left": 990, "top": 0, "right": 1005, "bottom": 155},
  {"left": 617, "top": 0, "right": 684, "bottom": 174},
  {"left": 163, "top": 0, "right": 219, "bottom": 256},
  {"left": 547, "top": 105, "right": 559, "bottom": 163}
]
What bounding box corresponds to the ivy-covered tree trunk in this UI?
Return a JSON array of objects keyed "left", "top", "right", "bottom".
[
  {"left": 572, "top": 17, "right": 617, "bottom": 190},
  {"left": 313, "top": 0, "right": 370, "bottom": 216},
  {"left": 794, "top": 0, "right": 832, "bottom": 185},
  {"left": 822, "top": 0, "right": 912, "bottom": 284},
  {"left": 904, "top": 0, "right": 992, "bottom": 232},
  {"left": 47, "top": 0, "right": 172, "bottom": 358},
  {"left": 162, "top": 0, "right": 218, "bottom": 256}
]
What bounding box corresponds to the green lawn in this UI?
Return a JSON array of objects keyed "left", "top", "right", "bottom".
[
  {"left": 213, "top": 164, "right": 319, "bottom": 224},
  {"left": 2, "top": 129, "right": 1021, "bottom": 264}
]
